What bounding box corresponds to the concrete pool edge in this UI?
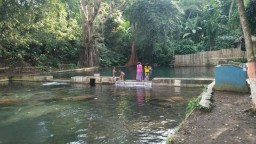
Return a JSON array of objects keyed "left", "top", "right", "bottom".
[{"left": 0, "top": 75, "right": 214, "bottom": 88}]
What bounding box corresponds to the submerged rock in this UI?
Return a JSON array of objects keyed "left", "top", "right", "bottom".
[
  {"left": 39, "top": 96, "right": 95, "bottom": 102},
  {"left": 0, "top": 98, "right": 19, "bottom": 106},
  {"left": 62, "top": 96, "right": 95, "bottom": 101}
]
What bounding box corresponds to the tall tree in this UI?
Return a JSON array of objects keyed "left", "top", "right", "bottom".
[
  {"left": 237, "top": 0, "right": 256, "bottom": 111},
  {"left": 124, "top": 0, "right": 179, "bottom": 65},
  {"left": 78, "top": 0, "right": 102, "bottom": 67},
  {"left": 126, "top": 22, "right": 137, "bottom": 66}
]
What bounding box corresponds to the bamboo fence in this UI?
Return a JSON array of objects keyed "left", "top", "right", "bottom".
[{"left": 174, "top": 48, "right": 246, "bottom": 66}]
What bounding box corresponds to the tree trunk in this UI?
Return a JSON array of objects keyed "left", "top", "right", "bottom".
[
  {"left": 237, "top": 0, "right": 256, "bottom": 111},
  {"left": 229, "top": 0, "right": 234, "bottom": 20},
  {"left": 78, "top": 0, "right": 101, "bottom": 68},
  {"left": 126, "top": 23, "right": 137, "bottom": 66}
]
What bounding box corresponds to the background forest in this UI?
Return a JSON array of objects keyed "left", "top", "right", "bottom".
[{"left": 0, "top": 0, "right": 255, "bottom": 68}]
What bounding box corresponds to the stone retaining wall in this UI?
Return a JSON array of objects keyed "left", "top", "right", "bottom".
[
  {"left": 0, "top": 76, "right": 8, "bottom": 82},
  {"left": 10, "top": 76, "right": 53, "bottom": 81}
]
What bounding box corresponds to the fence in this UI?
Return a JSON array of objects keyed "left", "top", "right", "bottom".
[{"left": 174, "top": 48, "right": 246, "bottom": 66}]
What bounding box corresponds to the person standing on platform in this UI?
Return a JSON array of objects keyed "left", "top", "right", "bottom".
[
  {"left": 136, "top": 62, "right": 143, "bottom": 81},
  {"left": 144, "top": 63, "right": 150, "bottom": 81},
  {"left": 112, "top": 66, "right": 117, "bottom": 78},
  {"left": 119, "top": 69, "right": 125, "bottom": 80}
]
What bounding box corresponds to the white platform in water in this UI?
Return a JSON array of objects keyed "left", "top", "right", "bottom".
[
  {"left": 42, "top": 82, "right": 69, "bottom": 86},
  {"left": 115, "top": 80, "right": 152, "bottom": 88}
]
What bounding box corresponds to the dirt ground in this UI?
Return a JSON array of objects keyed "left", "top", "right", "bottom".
[{"left": 172, "top": 91, "right": 256, "bottom": 144}]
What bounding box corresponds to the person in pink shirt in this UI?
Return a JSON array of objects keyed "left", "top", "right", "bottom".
[{"left": 136, "top": 62, "right": 143, "bottom": 81}]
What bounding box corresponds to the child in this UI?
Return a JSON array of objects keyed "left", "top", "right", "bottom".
[
  {"left": 144, "top": 63, "right": 150, "bottom": 81},
  {"left": 119, "top": 69, "right": 125, "bottom": 81},
  {"left": 112, "top": 66, "right": 117, "bottom": 78}
]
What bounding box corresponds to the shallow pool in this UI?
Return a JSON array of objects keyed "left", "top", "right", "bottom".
[{"left": 0, "top": 81, "right": 202, "bottom": 144}]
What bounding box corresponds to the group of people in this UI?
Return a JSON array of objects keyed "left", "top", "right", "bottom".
[
  {"left": 136, "top": 62, "right": 152, "bottom": 81},
  {"left": 112, "top": 67, "right": 125, "bottom": 81},
  {"left": 112, "top": 62, "right": 152, "bottom": 81}
]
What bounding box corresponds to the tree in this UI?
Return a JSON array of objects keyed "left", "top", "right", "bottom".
[
  {"left": 78, "top": 0, "right": 102, "bottom": 67},
  {"left": 246, "top": 0, "right": 256, "bottom": 35},
  {"left": 0, "top": 0, "right": 81, "bottom": 67},
  {"left": 237, "top": 0, "right": 256, "bottom": 111},
  {"left": 126, "top": 22, "right": 137, "bottom": 66},
  {"left": 124, "top": 0, "right": 179, "bottom": 65}
]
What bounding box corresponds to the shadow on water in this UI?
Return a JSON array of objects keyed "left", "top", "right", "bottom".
[{"left": 0, "top": 81, "right": 203, "bottom": 144}]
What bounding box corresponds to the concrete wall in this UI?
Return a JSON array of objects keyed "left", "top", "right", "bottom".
[
  {"left": 10, "top": 76, "right": 53, "bottom": 81},
  {"left": 215, "top": 65, "right": 249, "bottom": 93},
  {"left": 0, "top": 76, "right": 8, "bottom": 82},
  {"left": 152, "top": 78, "right": 214, "bottom": 87},
  {"left": 70, "top": 76, "right": 115, "bottom": 84}
]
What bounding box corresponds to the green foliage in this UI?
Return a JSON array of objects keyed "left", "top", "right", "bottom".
[
  {"left": 246, "top": 0, "right": 256, "bottom": 35},
  {"left": 124, "top": 0, "right": 179, "bottom": 65},
  {"left": 0, "top": 0, "right": 246, "bottom": 68},
  {"left": 102, "top": 13, "right": 131, "bottom": 66},
  {"left": 173, "top": 39, "right": 204, "bottom": 55},
  {"left": 175, "top": 0, "right": 242, "bottom": 54},
  {"left": 186, "top": 95, "right": 202, "bottom": 112},
  {"left": 0, "top": 0, "right": 81, "bottom": 67}
]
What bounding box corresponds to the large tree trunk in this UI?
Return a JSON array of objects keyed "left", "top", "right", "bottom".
[
  {"left": 126, "top": 23, "right": 137, "bottom": 66},
  {"left": 237, "top": 0, "right": 256, "bottom": 111},
  {"left": 78, "top": 0, "right": 101, "bottom": 68}
]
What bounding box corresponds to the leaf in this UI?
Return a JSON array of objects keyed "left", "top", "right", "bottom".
[{"left": 183, "top": 33, "right": 191, "bottom": 39}]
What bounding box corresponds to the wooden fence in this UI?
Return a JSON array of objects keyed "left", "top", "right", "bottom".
[{"left": 174, "top": 48, "right": 246, "bottom": 67}]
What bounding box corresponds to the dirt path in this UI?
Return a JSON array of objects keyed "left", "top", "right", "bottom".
[{"left": 173, "top": 91, "right": 256, "bottom": 144}]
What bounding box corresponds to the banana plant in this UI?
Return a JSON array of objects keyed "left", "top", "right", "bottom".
[{"left": 182, "top": 15, "right": 202, "bottom": 39}]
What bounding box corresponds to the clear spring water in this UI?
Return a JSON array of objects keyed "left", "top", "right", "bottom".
[
  {"left": 52, "top": 66, "right": 214, "bottom": 80},
  {"left": 0, "top": 81, "right": 203, "bottom": 144}
]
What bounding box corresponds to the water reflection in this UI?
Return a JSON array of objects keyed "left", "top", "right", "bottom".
[
  {"left": 136, "top": 88, "right": 144, "bottom": 106},
  {"left": 0, "top": 81, "right": 202, "bottom": 144}
]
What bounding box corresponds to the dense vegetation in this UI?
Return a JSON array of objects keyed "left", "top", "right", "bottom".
[{"left": 0, "top": 0, "right": 255, "bottom": 68}]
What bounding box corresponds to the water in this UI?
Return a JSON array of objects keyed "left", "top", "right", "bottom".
[
  {"left": 52, "top": 66, "right": 214, "bottom": 80},
  {"left": 0, "top": 81, "right": 203, "bottom": 144}
]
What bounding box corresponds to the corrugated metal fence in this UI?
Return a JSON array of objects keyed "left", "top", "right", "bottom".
[{"left": 174, "top": 48, "right": 246, "bottom": 66}]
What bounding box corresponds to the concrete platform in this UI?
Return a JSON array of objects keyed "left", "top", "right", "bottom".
[
  {"left": 0, "top": 76, "right": 8, "bottom": 82},
  {"left": 152, "top": 78, "right": 214, "bottom": 87},
  {"left": 115, "top": 80, "right": 152, "bottom": 88},
  {"left": 70, "top": 76, "right": 115, "bottom": 84},
  {"left": 10, "top": 76, "right": 53, "bottom": 81}
]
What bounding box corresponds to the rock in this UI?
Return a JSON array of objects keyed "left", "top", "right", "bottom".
[
  {"left": 0, "top": 98, "right": 19, "bottom": 106},
  {"left": 39, "top": 96, "right": 95, "bottom": 102},
  {"left": 62, "top": 96, "right": 95, "bottom": 101}
]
